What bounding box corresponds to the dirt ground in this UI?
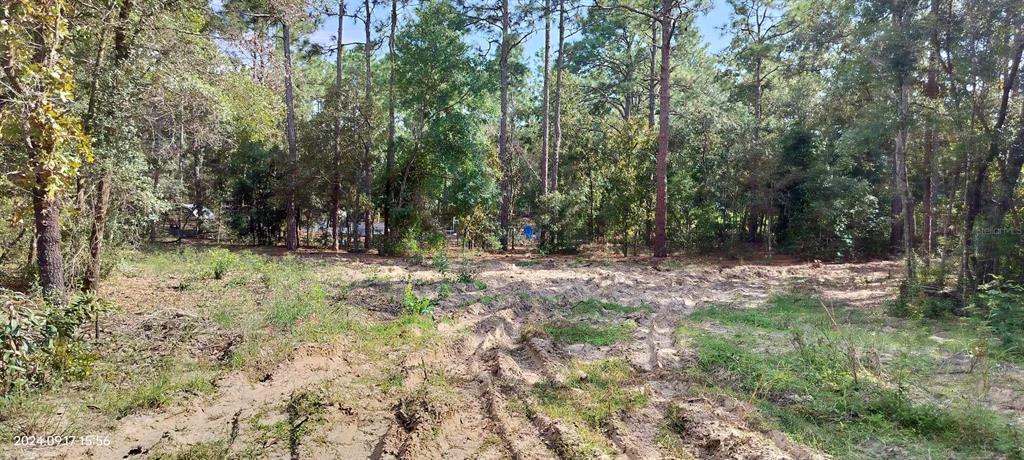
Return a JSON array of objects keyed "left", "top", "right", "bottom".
[{"left": 7, "top": 252, "right": 908, "bottom": 459}]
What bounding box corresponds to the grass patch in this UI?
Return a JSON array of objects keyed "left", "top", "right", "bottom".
[
  {"left": 149, "top": 440, "right": 231, "bottom": 460},
  {"left": 544, "top": 321, "right": 635, "bottom": 346},
  {"left": 678, "top": 292, "right": 1024, "bottom": 459},
  {"left": 98, "top": 364, "right": 216, "bottom": 419},
  {"left": 571, "top": 298, "right": 650, "bottom": 316},
  {"left": 533, "top": 359, "right": 648, "bottom": 455}
]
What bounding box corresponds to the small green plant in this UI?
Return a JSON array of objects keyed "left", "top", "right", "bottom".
[
  {"left": 209, "top": 250, "right": 240, "bottom": 280},
  {"left": 888, "top": 279, "right": 925, "bottom": 318},
  {"left": 437, "top": 282, "right": 452, "bottom": 299},
  {"left": 1, "top": 289, "right": 120, "bottom": 395},
  {"left": 403, "top": 283, "right": 435, "bottom": 315},
  {"left": 431, "top": 250, "right": 450, "bottom": 274}
]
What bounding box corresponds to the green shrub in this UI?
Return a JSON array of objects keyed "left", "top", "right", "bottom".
[
  {"left": 209, "top": 249, "right": 240, "bottom": 280},
  {"left": 402, "top": 283, "right": 435, "bottom": 315},
  {"left": 1, "top": 290, "right": 111, "bottom": 396},
  {"left": 431, "top": 250, "right": 449, "bottom": 273},
  {"left": 978, "top": 279, "right": 1024, "bottom": 355},
  {"left": 1, "top": 290, "right": 46, "bottom": 395}
]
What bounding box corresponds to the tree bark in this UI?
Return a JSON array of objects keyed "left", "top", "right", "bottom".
[
  {"left": 362, "top": 0, "right": 374, "bottom": 250},
  {"left": 332, "top": 0, "right": 346, "bottom": 251},
  {"left": 540, "top": 0, "right": 551, "bottom": 196},
  {"left": 150, "top": 167, "right": 160, "bottom": 242},
  {"left": 921, "top": 0, "right": 940, "bottom": 260},
  {"left": 83, "top": 169, "right": 111, "bottom": 292},
  {"left": 891, "top": 3, "right": 916, "bottom": 281},
  {"left": 894, "top": 75, "right": 915, "bottom": 280},
  {"left": 498, "top": 0, "right": 512, "bottom": 251},
  {"left": 282, "top": 20, "right": 300, "bottom": 250},
  {"left": 653, "top": 0, "right": 671, "bottom": 258},
  {"left": 648, "top": 15, "right": 657, "bottom": 128},
  {"left": 552, "top": 0, "right": 565, "bottom": 193},
  {"left": 32, "top": 168, "right": 66, "bottom": 306},
  {"left": 384, "top": 0, "right": 398, "bottom": 239},
  {"left": 82, "top": 0, "right": 133, "bottom": 292}
]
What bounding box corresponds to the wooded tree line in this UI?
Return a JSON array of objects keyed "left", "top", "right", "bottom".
[{"left": 2, "top": 0, "right": 1024, "bottom": 308}]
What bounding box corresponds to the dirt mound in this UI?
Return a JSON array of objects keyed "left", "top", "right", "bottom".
[
  {"left": 130, "top": 311, "right": 239, "bottom": 362},
  {"left": 668, "top": 396, "right": 829, "bottom": 460}
]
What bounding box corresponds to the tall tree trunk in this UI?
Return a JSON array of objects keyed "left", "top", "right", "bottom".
[
  {"left": 384, "top": 0, "right": 398, "bottom": 240},
  {"left": 891, "top": 3, "right": 916, "bottom": 281},
  {"left": 648, "top": 15, "right": 657, "bottom": 128},
  {"left": 552, "top": 0, "right": 565, "bottom": 193},
  {"left": 331, "top": 0, "right": 346, "bottom": 251},
  {"left": 921, "top": 0, "right": 940, "bottom": 261},
  {"left": 150, "top": 167, "right": 160, "bottom": 242},
  {"left": 538, "top": 0, "right": 551, "bottom": 244},
  {"left": 32, "top": 168, "right": 66, "bottom": 306},
  {"left": 895, "top": 75, "right": 915, "bottom": 280},
  {"left": 282, "top": 20, "right": 300, "bottom": 251},
  {"left": 83, "top": 169, "right": 111, "bottom": 292},
  {"left": 995, "top": 106, "right": 1024, "bottom": 220},
  {"left": 362, "top": 0, "right": 374, "bottom": 250},
  {"left": 540, "top": 0, "right": 551, "bottom": 196},
  {"left": 498, "top": 0, "right": 512, "bottom": 251},
  {"left": 960, "top": 37, "right": 1023, "bottom": 292},
  {"left": 82, "top": 0, "right": 133, "bottom": 292},
  {"left": 653, "top": 0, "right": 671, "bottom": 258}
]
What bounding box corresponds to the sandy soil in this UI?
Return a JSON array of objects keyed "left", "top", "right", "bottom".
[{"left": 9, "top": 253, "right": 904, "bottom": 460}]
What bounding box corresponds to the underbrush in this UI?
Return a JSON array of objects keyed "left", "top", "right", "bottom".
[{"left": 678, "top": 293, "right": 1024, "bottom": 459}]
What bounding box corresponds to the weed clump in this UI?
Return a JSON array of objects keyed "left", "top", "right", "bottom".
[{"left": 402, "top": 283, "right": 435, "bottom": 315}]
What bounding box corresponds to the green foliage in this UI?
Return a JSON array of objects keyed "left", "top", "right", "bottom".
[
  {"left": 1, "top": 290, "right": 46, "bottom": 395},
  {"left": 977, "top": 279, "right": 1024, "bottom": 356},
  {"left": 536, "top": 192, "right": 589, "bottom": 254},
  {"left": 431, "top": 250, "right": 449, "bottom": 274},
  {"left": 0, "top": 0, "right": 92, "bottom": 195},
  {"left": 437, "top": 282, "right": 452, "bottom": 299},
  {"left": 1, "top": 289, "right": 114, "bottom": 396},
  {"left": 209, "top": 250, "right": 239, "bottom": 280},
  {"left": 402, "top": 283, "right": 435, "bottom": 316}
]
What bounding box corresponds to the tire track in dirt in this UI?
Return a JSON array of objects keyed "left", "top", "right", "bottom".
[
  {"left": 15, "top": 257, "right": 894, "bottom": 459},
  {"left": 36, "top": 345, "right": 360, "bottom": 459}
]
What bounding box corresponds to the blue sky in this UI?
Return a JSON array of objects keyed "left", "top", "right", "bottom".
[{"left": 306, "top": 0, "right": 733, "bottom": 64}]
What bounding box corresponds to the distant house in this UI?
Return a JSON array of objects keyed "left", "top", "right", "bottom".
[
  {"left": 350, "top": 222, "right": 385, "bottom": 235},
  {"left": 181, "top": 204, "right": 215, "bottom": 221}
]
